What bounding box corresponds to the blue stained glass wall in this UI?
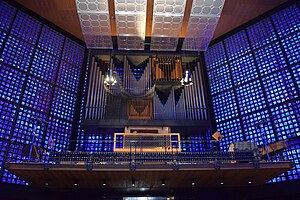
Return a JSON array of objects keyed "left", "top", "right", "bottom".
[
  {"left": 205, "top": 2, "right": 300, "bottom": 183},
  {"left": 0, "top": 0, "right": 85, "bottom": 185}
]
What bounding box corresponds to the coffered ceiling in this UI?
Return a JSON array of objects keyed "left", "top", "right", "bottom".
[{"left": 15, "top": 0, "right": 288, "bottom": 51}]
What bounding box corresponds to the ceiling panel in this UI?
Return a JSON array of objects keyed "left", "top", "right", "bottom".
[
  {"left": 115, "top": 0, "right": 147, "bottom": 50},
  {"left": 150, "top": 0, "right": 187, "bottom": 51},
  {"left": 182, "top": 0, "right": 225, "bottom": 51},
  {"left": 75, "top": 0, "right": 113, "bottom": 49},
  {"left": 15, "top": 0, "right": 289, "bottom": 51}
]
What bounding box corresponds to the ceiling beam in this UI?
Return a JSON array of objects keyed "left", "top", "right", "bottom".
[
  {"left": 145, "top": 0, "right": 154, "bottom": 37},
  {"left": 179, "top": 0, "right": 193, "bottom": 38},
  {"left": 108, "top": 0, "right": 117, "bottom": 36}
]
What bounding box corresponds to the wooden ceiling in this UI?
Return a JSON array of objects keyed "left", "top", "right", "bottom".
[{"left": 15, "top": 0, "right": 288, "bottom": 44}]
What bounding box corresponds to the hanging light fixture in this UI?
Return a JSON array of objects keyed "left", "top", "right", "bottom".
[
  {"left": 181, "top": 63, "right": 193, "bottom": 86},
  {"left": 104, "top": 55, "right": 117, "bottom": 86}
]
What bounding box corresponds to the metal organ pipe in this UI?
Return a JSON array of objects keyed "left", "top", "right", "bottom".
[
  {"left": 86, "top": 56, "right": 95, "bottom": 119},
  {"left": 197, "top": 62, "right": 207, "bottom": 120}
]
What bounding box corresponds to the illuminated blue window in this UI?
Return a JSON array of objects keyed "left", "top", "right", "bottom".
[
  {"left": 268, "top": 153, "right": 287, "bottom": 183},
  {"left": 207, "top": 64, "right": 232, "bottom": 95},
  {"left": 0, "top": 63, "right": 26, "bottom": 103},
  {"left": 0, "top": 35, "right": 34, "bottom": 72},
  {"left": 38, "top": 25, "right": 64, "bottom": 55},
  {"left": 291, "top": 64, "right": 300, "bottom": 92},
  {"left": 236, "top": 80, "right": 266, "bottom": 115},
  {"left": 3, "top": 142, "right": 30, "bottom": 185},
  {"left": 21, "top": 76, "right": 53, "bottom": 113},
  {"left": 10, "top": 11, "right": 42, "bottom": 45},
  {"left": 0, "top": 100, "right": 17, "bottom": 140},
  {"left": 224, "top": 30, "right": 251, "bottom": 61},
  {"left": 86, "top": 134, "right": 103, "bottom": 152},
  {"left": 254, "top": 42, "right": 287, "bottom": 76},
  {"left": 271, "top": 5, "right": 300, "bottom": 38},
  {"left": 212, "top": 90, "right": 238, "bottom": 123},
  {"left": 51, "top": 88, "right": 77, "bottom": 121},
  {"left": 57, "top": 61, "right": 81, "bottom": 93},
  {"left": 284, "top": 139, "right": 300, "bottom": 180},
  {"left": 12, "top": 107, "right": 47, "bottom": 145},
  {"left": 0, "top": 1, "right": 16, "bottom": 31},
  {"left": 0, "top": 30, "right": 6, "bottom": 49},
  {"left": 0, "top": 140, "right": 8, "bottom": 173},
  {"left": 30, "top": 49, "right": 60, "bottom": 83},
  {"left": 242, "top": 110, "right": 276, "bottom": 146},
  {"left": 217, "top": 118, "right": 243, "bottom": 152},
  {"left": 262, "top": 69, "right": 298, "bottom": 106},
  {"left": 281, "top": 32, "right": 300, "bottom": 65},
  {"left": 271, "top": 103, "right": 299, "bottom": 141},
  {"left": 2, "top": 169, "right": 28, "bottom": 185},
  {"left": 44, "top": 117, "right": 72, "bottom": 151},
  {"left": 230, "top": 54, "right": 258, "bottom": 86},
  {"left": 204, "top": 42, "right": 227, "bottom": 71},
  {"left": 247, "top": 18, "right": 277, "bottom": 50},
  {"left": 62, "top": 38, "right": 85, "bottom": 67}
]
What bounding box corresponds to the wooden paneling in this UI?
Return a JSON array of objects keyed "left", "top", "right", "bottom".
[
  {"left": 7, "top": 162, "right": 292, "bottom": 190},
  {"left": 15, "top": 0, "right": 84, "bottom": 41},
  {"left": 15, "top": 0, "right": 288, "bottom": 44},
  {"left": 213, "top": 0, "right": 288, "bottom": 40}
]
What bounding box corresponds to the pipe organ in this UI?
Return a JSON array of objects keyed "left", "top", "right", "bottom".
[{"left": 84, "top": 55, "right": 207, "bottom": 121}]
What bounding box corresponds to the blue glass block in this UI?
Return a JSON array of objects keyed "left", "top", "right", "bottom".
[
  {"left": 62, "top": 38, "right": 85, "bottom": 67},
  {"left": 50, "top": 88, "right": 77, "bottom": 121},
  {"left": 271, "top": 5, "right": 300, "bottom": 38},
  {"left": 10, "top": 11, "right": 42, "bottom": 45},
  {"left": 291, "top": 64, "right": 300, "bottom": 92},
  {"left": 205, "top": 42, "right": 227, "bottom": 71},
  {"left": 262, "top": 69, "right": 298, "bottom": 106},
  {"left": 0, "top": 63, "right": 26, "bottom": 103},
  {"left": 12, "top": 107, "right": 47, "bottom": 145},
  {"left": 268, "top": 153, "right": 287, "bottom": 183},
  {"left": 254, "top": 42, "right": 287, "bottom": 76},
  {"left": 21, "top": 76, "right": 53, "bottom": 113},
  {"left": 0, "top": 100, "right": 17, "bottom": 140},
  {"left": 281, "top": 31, "right": 300, "bottom": 65},
  {"left": 0, "top": 30, "right": 6, "bottom": 49},
  {"left": 0, "top": 35, "right": 34, "bottom": 72},
  {"left": 0, "top": 140, "right": 8, "bottom": 172},
  {"left": 212, "top": 89, "right": 238, "bottom": 123},
  {"left": 30, "top": 49, "right": 60, "bottom": 83},
  {"left": 3, "top": 143, "right": 29, "bottom": 185},
  {"left": 271, "top": 103, "right": 299, "bottom": 141},
  {"left": 44, "top": 117, "right": 72, "bottom": 151},
  {"left": 38, "top": 25, "right": 64, "bottom": 55},
  {"left": 76, "top": 126, "right": 85, "bottom": 151},
  {"left": 247, "top": 18, "right": 277, "bottom": 50},
  {"left": 224, "top": 30, "right": 251, "bottom": 61},
  {"left": 284, "top": 140, "right": 300, "bottom": 180},
  {"left": 86, "top": 134, "right": 103, "bottom": 152},
  {"left": 230, "top": 54, "right": 258, "bottom": 86},
  {"left": 2, "top": 169, "right": 28, "bottom": 185},
  {"left": 0, "top": 1, "right": 16, "bottom": 31},
  {"left": 207, "top": 64, "right": 232, "bottom": 95},
  {"left": 5, "top": 142, "right": 27, "bottom": 163},
  {"left": 242, "top": 110, "right": 276, "bottom": 146},
  {"left": 57, "top": 61, "right": 81, "bottom": 93},
  {"left": 236, "top": 80, "right": 266, "bottom": 115},
  {"left": 217, "top": 118, "right": 243, "bottom": 152}
]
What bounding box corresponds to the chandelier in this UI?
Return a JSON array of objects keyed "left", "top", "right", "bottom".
[
  {"left": 181, "top": 69, "right": 193, "bottom": 86},
  {"left": 104, "top": 56, "right": 117, "bottom": 86}
]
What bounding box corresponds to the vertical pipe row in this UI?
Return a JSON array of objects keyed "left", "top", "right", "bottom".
[
  {"left": 90, "top": 60, "right": 98, "bottom": 119},
  {"left": 93, "top": 63, "right": 100, "bottom": 119},
  {"left": 197, "top": 61, "right": 207, "bottom": 120},
  {"left": 194, "top": 66, "right": 201, "bottom": 120},
  {"left": 85, "top": 56, "right": 95, "bottom": 119}
]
